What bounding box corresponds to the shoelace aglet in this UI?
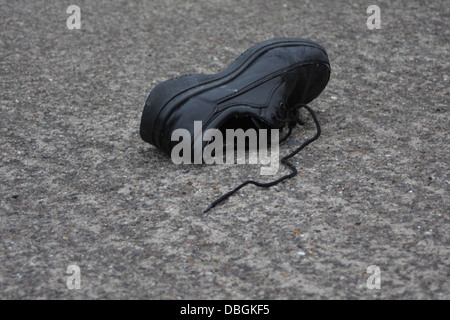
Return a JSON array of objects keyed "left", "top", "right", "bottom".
[{"left": 203, "top": 204, "right": 214, "bottom": 213}]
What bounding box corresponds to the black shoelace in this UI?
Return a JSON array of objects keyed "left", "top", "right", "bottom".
[{"left": 203, "top": 103, "right": 321, "bottom": 213}]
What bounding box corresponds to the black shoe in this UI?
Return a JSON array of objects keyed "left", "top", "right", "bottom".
[
  {"left": 140, "top": 38, "right": 330, "bottom": 153},
  {"left": 140, "top": 38, "right": 331, "bottom": 212}
]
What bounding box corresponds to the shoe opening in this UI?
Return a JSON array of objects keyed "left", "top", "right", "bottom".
[{"left": 217, "top": 114, "right": 261, "bottom": 133}]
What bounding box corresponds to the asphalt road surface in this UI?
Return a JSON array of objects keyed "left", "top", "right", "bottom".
[{"left": 1, "top": 0, "right": 448, "bottom": 299}]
